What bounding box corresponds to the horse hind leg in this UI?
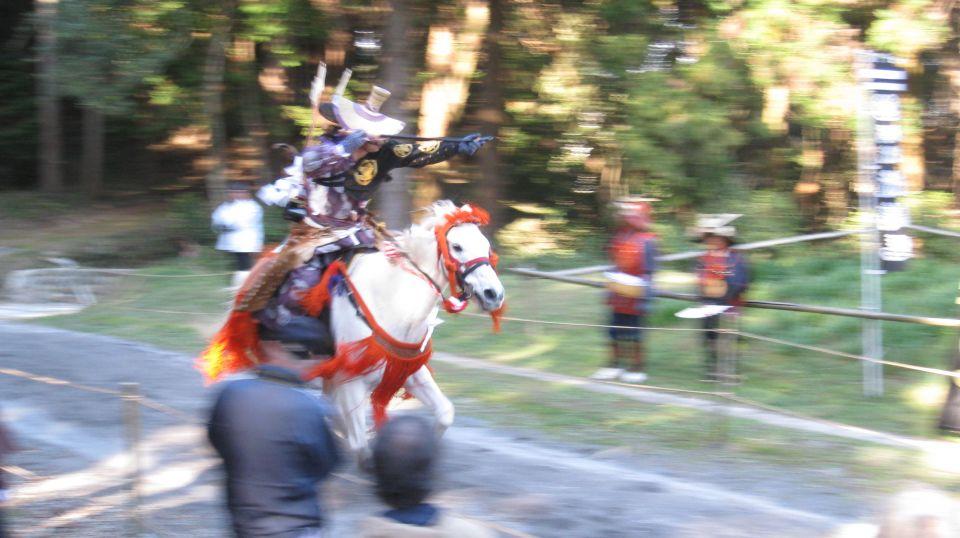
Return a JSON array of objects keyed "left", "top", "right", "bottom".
[{"left": 403, "top": 365, "right": 455, "bottom": 435}]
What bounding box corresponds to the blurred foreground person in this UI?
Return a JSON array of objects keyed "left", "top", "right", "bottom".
[
  {"left": 212, "top": 181, "right": 264, "bottom": 289},
  {"left": 0, "top": 409, "right": 17, "bottom": 538},
  {"left": 694, "top": 214, "right": 749, "bottom": 382},
  {"left": 827, "top": 487, "right": 960, "bottom": 538},
  {"left": 875, "top": 488, "right": 960, "bottom": 538},
  {"left": 358, "top": 415, "right": 493, "bottom": 538},
  {"left": 208, "top": 319, "right": 341, "bottom": 538},
  {"left": 592, "top": 198, "right": 658, "bottom": 384}
]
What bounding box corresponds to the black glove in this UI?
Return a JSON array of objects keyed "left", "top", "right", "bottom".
[
  {"left": 338, "top": 130, "right": 369, "bottom": 155},
  {"left": 457, "top": 133, "right": 493, "bottom": 156},
  {"left": 283, "top": 201, "right": 307, "bottom": 223}
]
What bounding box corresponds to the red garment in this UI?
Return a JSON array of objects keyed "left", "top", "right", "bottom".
[
  {"left": 607, "top": 228, "right": 656, "bottom": 315},
  {"left": 697, "top": 250, "right": 745, "bottom": 307},
  {"left": 610, "top": 229, "right": 654, "bottom": 276}
]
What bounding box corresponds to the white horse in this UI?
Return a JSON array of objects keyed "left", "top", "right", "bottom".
[{"left": 315, "top": 201, "right": 505, "bottom": 462}]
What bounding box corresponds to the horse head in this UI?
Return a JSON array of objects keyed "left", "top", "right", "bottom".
[{"left": 429, "top": 201, "right": 505, "bottom": 313}]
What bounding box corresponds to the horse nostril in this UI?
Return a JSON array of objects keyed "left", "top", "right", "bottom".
[{"left": 483, "top": 288, "right": 497, "bottom": 301}]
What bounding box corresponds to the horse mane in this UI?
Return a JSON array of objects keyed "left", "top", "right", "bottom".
[{"left": 395, "top": 200, "right": 460, "bottom": 262}]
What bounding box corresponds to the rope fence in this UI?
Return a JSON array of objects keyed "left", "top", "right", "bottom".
[
  {"left": 0, "top": 365, "right": 535, "bottom": 538},
  {"left": 459, "top": 312, "right": 960, "bottom": 380}
]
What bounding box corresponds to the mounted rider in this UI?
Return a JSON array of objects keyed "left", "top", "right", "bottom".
[{"left": 201, "top": 65, "right": 492, "bottom": 377}]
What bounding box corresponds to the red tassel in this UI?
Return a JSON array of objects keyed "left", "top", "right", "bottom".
[
  {"left": 370, "top": 342, "right": 431, "bottom": 427},
  {"left": 196, "top": 310, "right": 260, "bottom": 383},
  {"left": 301, "top": 260, "right": 346, "bottom": 317},
  {"left": 490, "top": 303, "right": 506, "bottom": 333},
  {"left": 303, "top": 335, "right": 432, "bottom": 428}
]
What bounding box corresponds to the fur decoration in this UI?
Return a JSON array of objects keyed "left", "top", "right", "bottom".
[{"left": 196, "top": 309, "right": 262, "bottom": 383}]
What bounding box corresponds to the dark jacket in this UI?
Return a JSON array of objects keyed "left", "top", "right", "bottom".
[
  {"left": 208, "top": 365, "right": 341, "bottom": 538},
  {"left": 320, "top": 139, "right": 461, "bottom": 201}
]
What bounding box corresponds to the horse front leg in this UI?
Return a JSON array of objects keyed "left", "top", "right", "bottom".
[
  {"left": 328, "top": 375, "right": 374, "bottom": 466},
  {"left": 403, "top": 365, "right": 455, "bottom": 435}
]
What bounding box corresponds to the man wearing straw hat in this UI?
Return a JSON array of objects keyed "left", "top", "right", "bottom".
[
  {"left": 592, "top": 198, "right": 658, "bottom": 384},
  {"left": 693, "top": 214, "right": 749, "bottom": 382}
]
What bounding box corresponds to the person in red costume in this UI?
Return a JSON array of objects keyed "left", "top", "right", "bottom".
[{"left": 592, "top": 198, "right": 658, "bottom": 384}]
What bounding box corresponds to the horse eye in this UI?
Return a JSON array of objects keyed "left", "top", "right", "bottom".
[{"left": 452, "top": 244, "right": 463, "bottom": 252}]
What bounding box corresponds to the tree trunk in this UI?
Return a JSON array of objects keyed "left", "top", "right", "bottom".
[
  {"left": 80, "top": 105, "right": 104, "bottom": 194},
  {"left": 36, "top": 0, "right": 62, "bottom": 192},
  {"left": 940, "top": 2, "right": 960, "bottom": 204},
  {"left": 203, "top": 11, "right": 231, "bottom": 206},
  {"left": 413, "top": 2, "right": 490, "bottom": 209},
  {"left": 377, "top": 0, "right": 415, "bottom": 229},
  {"left": 474, "top": 0, "right": 504, "bottom": 229},
  {"left": 235, "top": 38, "right": 270, "bottom": 184}
]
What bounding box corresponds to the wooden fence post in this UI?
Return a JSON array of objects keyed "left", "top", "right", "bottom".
[{"left": 120, "top": 382, "right": 144, "bottom": 536}]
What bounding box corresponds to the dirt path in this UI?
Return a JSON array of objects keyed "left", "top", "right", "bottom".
[{"left": 0, "top": 322, "right": 865, "bottom": 537}]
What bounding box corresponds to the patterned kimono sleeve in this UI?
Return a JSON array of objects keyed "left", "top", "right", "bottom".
[
  {"left": 381, "top": 139, "right": 459, "bottom": 170},
  {"left": 302, "top": 141, "right": 357, "bottom": 185}
]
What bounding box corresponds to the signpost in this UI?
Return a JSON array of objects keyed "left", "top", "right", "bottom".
[{"left": 856, "top": 51, "right": 910, "bottom": 396}]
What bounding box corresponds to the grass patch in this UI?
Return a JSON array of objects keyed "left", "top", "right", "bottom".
[
  {"left": 436, "top": 240, "right": 960, "bottom": 439},
  {"left": 30, "top": 252, "right": 232, "bottom": 353},
  {"left": 433, "top": 361, "right": 960, "bottom": 495}
]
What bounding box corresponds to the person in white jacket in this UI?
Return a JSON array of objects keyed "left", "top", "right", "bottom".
[{"left": 212, "top": 182, "right": 264, "bottom": 289}]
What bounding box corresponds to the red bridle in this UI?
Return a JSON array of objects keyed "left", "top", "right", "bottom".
[{"left": 434, "top": 205, "right": 499, "bottom": 313}]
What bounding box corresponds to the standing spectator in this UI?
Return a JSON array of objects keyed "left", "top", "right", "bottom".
[
  {"left": 208, "top": 318, "right": 341, "bottom": 537},
  {"left": 592, "top": 198, "right": 658, "bottom": 384},
  {"left": 358, "top": 415, "right": 494, "bottom": 538},
  {"left": 693, "top": 214, "right": 749, "bottom": 382},
  {"left": 212, "top": 181, "right": 264, "bottom": 290},
  {"left": 0, "top": 408, "right": 17, "bottom": 538}
]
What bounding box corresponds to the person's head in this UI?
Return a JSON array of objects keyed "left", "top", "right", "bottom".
[
  {"left": 615, "top": 199, "right": 653, "bottom": 231},
  {"left": 257, "top": 317, "right": 331, "bottom": 375},
  {"left": 693, "top": 214, "right": 740, "bottom": 250},
  {"left": 372, "top": 415, "right": 439, "bottom": 510},
  {"left": 227, "top": 181, "right": 251, "bottom": 200},
  {"left": 703, "top": 233, "right": 733, "bottom": 251}
]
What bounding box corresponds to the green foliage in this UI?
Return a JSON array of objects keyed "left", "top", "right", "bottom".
[
  {"left": 866, "top": 0, "right": 948, "bottom": 62},
  {"left": 0, "top": 52, "right": 37, "bottom": 189},
  {"left": 619, "top": 70, "right": 747, "bottom": 207},
  {"left": 55, "top": 0, "right": 192, "bottom": 115},
  {"left": 167, "top": 192, "right": 216, "bottom": 246},
  {"left": 239, "top": 0, "right": 328, "bottom": 66}
]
